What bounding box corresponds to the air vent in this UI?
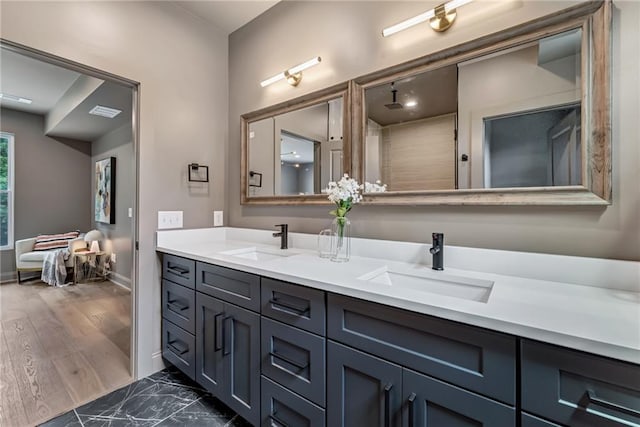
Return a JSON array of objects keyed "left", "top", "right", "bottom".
[
  {"left": 0, "top": 93, "right": 32, "bottom": 104},
  {"left": 89, "top": 105, "right": 122, "bottom": 118}
]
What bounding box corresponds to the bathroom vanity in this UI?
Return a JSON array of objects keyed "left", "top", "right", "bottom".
[{"left": 157, "top": 227, "right": 639, "bottom": 427}]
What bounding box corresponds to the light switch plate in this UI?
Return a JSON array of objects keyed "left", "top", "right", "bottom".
[
  {"left": 158, "top": 211, "right": 183, "bottom": 229},
  {"left": 213, "top": 211, "right": 224, "bottom": 227},
  {"left": 128, "top": 207, "right": 133, "bottom": 218},
  {"left": 111, "top": 253, "right": 116, "bottom": 263}
]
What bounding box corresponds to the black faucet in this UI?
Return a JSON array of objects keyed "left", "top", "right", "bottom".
[
  {"left": 273, "top": 224, "right": 288, "bottom": 250},
  {"left": 429, "top": 233, "right": 444, "bottom": 271}
]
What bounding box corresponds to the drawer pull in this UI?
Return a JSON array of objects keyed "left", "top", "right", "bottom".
[
  {"left": 168, "top": 339, "right": 188, "bottom": 355},
  {"left": 167, "top": 264, "right": 189, "bottom": 276},
  {"left": 269, "top": 351, "right": 309, "bottom": 371},
  {"left": 269, "top": 298, "right": 310, "bottom": 316},
  {"left": 585, "top": 389, "right": 640, "bottom": 419},
  {"left": 407, "top": 392, "right": 416, "bottom": 427},
  {"left": 269, "top": 413, "right": 290, "bottom": 427},
  {"left": 384, "top": 382, "right": 393, "bottom": 427},
  {"left": 167, "top": 299, "right": 188, "bottom": 312}
]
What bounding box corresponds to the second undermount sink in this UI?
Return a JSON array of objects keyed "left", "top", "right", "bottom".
[
  {"left": 220, "top": 247, "right": 295, "bottom": 262},
  {"left": 358, "top": 267, "right": 494, "bottom": 303}
]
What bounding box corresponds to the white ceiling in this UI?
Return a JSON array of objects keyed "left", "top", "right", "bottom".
[
  {"left": 0, "top": 49, "right": 80, "bottom": 115},
  {"left": 174, "top": 0, "right": 280, "bottom": 35},
  {"left": 1, "top": 47, "right": 132, "bottom": 141}
]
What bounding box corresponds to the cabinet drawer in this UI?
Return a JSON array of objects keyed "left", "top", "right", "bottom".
[
  {"left": 327, "top": 294, "right": 516, "bottom": 404},
  {"left": 196, "top": 262, "right": 260, "bottom": 311},
  {"left": 162, "top": 279, "right": 195, "bottom": 333},
  {"left": 521, "top": 340, "right": 640, "bottom": 427},
  {"left": 261, "top": 278, "right": 326, "bottom": 335},
  {"left": 522, "top": 413, "right": 563, "bottom": 427},
  {"left": 261, "top": 317, "right": 326, "bottom": 407},
  {"left": 403, "top": 368, "right": 515, "bottom": 427},
  {"left": 162, "top": 319, "right": 195, "bottom": 380},
  {"left": 162, "top": 254, "right": 195, "bottom": 289},
  {"left": 261, "top": 376, "right": 325, "bottom": 427}
]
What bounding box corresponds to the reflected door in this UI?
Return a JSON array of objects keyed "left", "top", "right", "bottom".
[{"left": 549, "top": 110, "right": 579, "bottom": 186}]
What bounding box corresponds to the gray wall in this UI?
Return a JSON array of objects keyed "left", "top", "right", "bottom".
[
  {"left": 0, "top": 108, "right": 91, "bottom": 279},
  {"left": 228, "top": 1, "right": 640, "bottom": 261},
  {"left": 92, "top": 123, "right": 134, "bottom": 287},
  {"left": 0, "top": 1, "right": 229, "bottom": 377}
]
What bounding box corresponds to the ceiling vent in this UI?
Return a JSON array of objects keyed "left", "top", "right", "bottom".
[{"left": 89, "top": 105, "right": 122, "bottom": 118}]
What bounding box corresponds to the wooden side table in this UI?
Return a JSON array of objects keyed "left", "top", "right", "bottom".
[{"left": 73, "top": 249, "right": 109, "bottom": 284}]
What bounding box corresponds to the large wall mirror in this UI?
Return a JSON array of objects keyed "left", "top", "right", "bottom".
[
  {"left": 242, "top": 83, "right": 350, "bottom": 204},
  {"left": 241, "top": 1, "right": 610, "bottom": 205},
  {"left": 353, "top": 0, "right": 609, "bottom": 205}
]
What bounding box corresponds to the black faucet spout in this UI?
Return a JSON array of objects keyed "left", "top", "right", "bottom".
[
  {"left": 274, "top": 224, "right": 288, "bottom": 250},
  {"left": 430, "top": 232, "right": 444, "bottom": 271}
]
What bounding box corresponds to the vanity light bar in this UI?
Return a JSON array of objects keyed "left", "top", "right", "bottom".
[
  {"left": 260, "top": 56, "right": 322, "bottom": 87},
  {"left": 0, "top": 92, "right": 33, "bottom": 104},
  {"left": 382, "top": 0, "right": 473, "bottom": 37}
]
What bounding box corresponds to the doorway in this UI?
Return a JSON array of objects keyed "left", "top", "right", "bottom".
[{"left": 0, "top": 40, "right": 138, "bottom": 426}]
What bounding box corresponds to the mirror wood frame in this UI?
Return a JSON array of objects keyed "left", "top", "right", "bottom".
[
  {"left": 351, "top": 0, "right": 610, "bottom": 206},
  {"left": 241, "top": 82, "right": 351, "bottom": 205}
]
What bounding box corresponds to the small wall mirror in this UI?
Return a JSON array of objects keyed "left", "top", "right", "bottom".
[
  {"left": 355, "top": 1, "right": 609, "bottom": 205},
  {"left": 242, "top": 83, "right": 350, "bottom": 204}
]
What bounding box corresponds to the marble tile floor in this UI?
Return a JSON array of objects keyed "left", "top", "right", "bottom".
[{"left": 39, "top": 366, "right": 251, "bottom": 427}]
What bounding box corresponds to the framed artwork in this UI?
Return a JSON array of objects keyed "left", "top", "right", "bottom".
[{"left": 95, "top": 157, "right": 116, "bottom": 224}]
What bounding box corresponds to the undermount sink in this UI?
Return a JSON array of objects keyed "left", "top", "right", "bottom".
[
  {"left": 358, "top": 267, "right": 494, "bottom": 303},
  {"left": 220, "top": 247, "right": 294, "bottom": 262}
]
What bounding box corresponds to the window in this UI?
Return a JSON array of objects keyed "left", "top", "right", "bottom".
[{"left": 0, "top": 132, "right": 14, "bottom": 250}]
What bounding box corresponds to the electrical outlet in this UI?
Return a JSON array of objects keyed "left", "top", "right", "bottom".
[
  {"left": 158, "top": 211, "right": 183, "bottom": 229},
  {"left": 111, "top": 253, "right": 116, "bottom": 263},
  {"left": 213, "top": 211, "right": 224, "bottom": 227}
]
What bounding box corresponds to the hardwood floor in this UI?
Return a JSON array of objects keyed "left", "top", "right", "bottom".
[{"left": 0, "top": 279, "right": 132, "bottom": 427}]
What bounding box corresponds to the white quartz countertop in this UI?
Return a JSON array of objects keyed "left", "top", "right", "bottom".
[{"left": 156, "top": 227, "right": 640, "bottom": 365}]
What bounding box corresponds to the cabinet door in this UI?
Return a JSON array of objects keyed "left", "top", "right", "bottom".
[
  {"left": 195, "top": 292, "right": 225, "bottom": 396},
  {"left": 327, "top": 341, "right": 403, "bottom": 427},
  {"left": 402, "top": 369, "right": 514, "bottom": 427},
  {"left": 224, "top": 302, "right": 261, "bottom": 426}
]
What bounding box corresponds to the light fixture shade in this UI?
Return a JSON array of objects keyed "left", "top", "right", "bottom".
[
  {"left": 90, "top": 240, "right": 101, "bottom": 252},
  {"left": 381, "top": 0, "right": 473, "bottom": 37},
  {"left": 260, "top": 57, "right": 322, "bottom": 87},
  {"left": 84, "top": 229, "right": 104, "bottom": 243}
]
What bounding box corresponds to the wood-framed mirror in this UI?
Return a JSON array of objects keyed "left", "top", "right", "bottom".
[
  {"left": 241, "top": 82, "right": 350, "bottom": 205},
  {"left": 352, "top": 0, "right": 610, "bottom": 205}
]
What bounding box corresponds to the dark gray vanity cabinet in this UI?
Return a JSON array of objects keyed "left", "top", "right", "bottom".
[
  {"left": 195, "top": 278, "right": 261, "bottom": 426},
  {"left": 327, "top": 340, "right": 403, "bottom": 427},
  {"left": 402, "top": 369, "right": 514, "bottom": 427},
  {"left": 521, "top": 340, "right": 640, "bottom": 427},
  {"left": 161, "top": 254, "right": 197, "bottom": 380}
]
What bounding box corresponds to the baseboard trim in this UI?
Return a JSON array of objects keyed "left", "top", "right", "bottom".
[
  {"left": 109, "top": 272, "right": 131, "bottom": 291},
  {"left": 0, "top": 271, "right": 17, "bottom": 283},
  {"left": 151, "top": 350, "right": 166, "bottom": 376}
]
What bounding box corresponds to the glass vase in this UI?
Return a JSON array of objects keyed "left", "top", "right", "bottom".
[{"left": 330, "top": 216, "right": 351, "bottom": 262}]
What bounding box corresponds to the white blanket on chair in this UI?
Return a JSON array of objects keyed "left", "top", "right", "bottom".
[{"left": 41, "top": 248, "right": 70, "bottom": 287}]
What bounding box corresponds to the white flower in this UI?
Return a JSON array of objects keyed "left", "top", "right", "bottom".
[
  {"left": 324, "top": 174, "right": 362, "bottom": 204},
  {"left": 364, "top": 180, "right": 387, "bottom": 193}
]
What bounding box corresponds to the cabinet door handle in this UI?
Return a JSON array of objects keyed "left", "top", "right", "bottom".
[
  {"left": 585, "top": 390, "right": 640, "bottom": 418},
  {"left": 384, "top": 382, "right": 393, "bottom": 427},
  {"left": 269, "top": 351, "right": 309, "bottom": 371},
  {"left": 167, "top": 339, "right": 188, "bottom": 355},
  {"left": 269, "top": 298, "right": 310, "bottom": 316},
  {"left": 214, "top": 312, "right": 224, "bottom": 351},
  {"left": 268, "top": 413, "right": 290, "bottom": 427},
  {"left": 167, "top": 299, "right": 188, "bottom": 312},
  {"left": 222, "top": 316, "right": 233, "bottom": 356},
  {"left": 407, "top": 393, "right": 416, "bottom": 427}
]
